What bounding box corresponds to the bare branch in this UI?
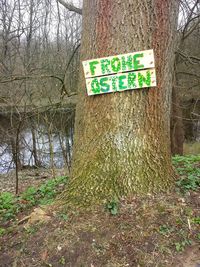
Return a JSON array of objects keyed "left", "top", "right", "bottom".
[
  {"left": 182, "top": 0, "right": 199, "bottom": 34},
  {"left": 191, "top": 112, "right": 200, "bottom": 117},
  {"left": 182, "top": 16, "right": 200, "bottom": 40},
  {"left": 177, "top": 50, "right": 200, "bottom": 63},
  {"left": 176, "top": 71, "right": 200, "bottom": 79},
  {"left": 0, "top": 75, "right": 64, "bottom": 84},
  {"left": 57, "top": 0, "right": 82, "bottom": 15}
]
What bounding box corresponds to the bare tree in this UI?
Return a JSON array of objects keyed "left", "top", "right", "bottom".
[{"left": 171, "top": 0, "right": 200, "bottom": 155}]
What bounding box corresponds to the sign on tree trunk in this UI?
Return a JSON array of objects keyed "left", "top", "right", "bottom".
[{"left": 82, "top": 49, "right": 157, "bottom": 96}]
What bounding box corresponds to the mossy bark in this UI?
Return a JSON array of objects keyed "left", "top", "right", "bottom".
[{"left": 62, "top": 0, "right": 179, "bottom": 206}]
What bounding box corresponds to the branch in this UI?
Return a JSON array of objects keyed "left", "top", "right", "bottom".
[
  {"left": 176, "top": 50, "right": 200, "bottom": 63},
  {"left": 57, "top": 0, "right": 82, "bottom": 15},
  {"left": 65, "top": 43, "right": 81, "bottom": 70},
  {"left": 191, "top": 112, "right": 200, "bottom": 117},
  {"left": 182, "top": 0, "right": 199, "bottom": 34},
  {"left": 176, "top": 71, "right": 200, "bottom": 79},
  {"left": 62, "top": 42, "right": 81, "bottom": 97},
  {"left": 182, "top": 16, "right": 200, "bottom": 40},
  {"left": 0, "top": 74, "right": 64, "bottom": 84}
]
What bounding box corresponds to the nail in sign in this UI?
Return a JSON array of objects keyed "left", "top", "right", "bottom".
[{"left": 82, "top": 49, "right": 156, "bottom": 96}]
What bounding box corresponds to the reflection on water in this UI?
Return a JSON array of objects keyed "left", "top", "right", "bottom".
[
  {"left": 0, "top": 111, "right": 74, "bottom": 174},
  {"left": 0, "top": 144, "right": 14, "bottom": 173}
]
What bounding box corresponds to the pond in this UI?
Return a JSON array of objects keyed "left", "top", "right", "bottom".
[{"left": 0, "top": 109, "right": 74, "bottom": 174}]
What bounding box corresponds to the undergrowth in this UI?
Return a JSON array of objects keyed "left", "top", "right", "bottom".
[
  {"left": 0, "top": 176, "right": 68, "bottom": 225},
  {"left": 173, "top": 154, "right": 200, "bottom": 193},
  {"left": 0, "top": 154, "right": 199, "bottom": 230}
]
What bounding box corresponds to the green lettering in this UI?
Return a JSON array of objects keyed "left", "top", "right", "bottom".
[
  {"left": 121, "top": 55, "right": 133, "bottom": 71},
  {"left": 91, "top": 78, "right": 101, "bottom": 94},
  {"left": 89, "top": 60, "right": 99, "bottom": 76},
  {"left": 133, "top": 53, "right": 144, "bottom": 70},
  {"left": 118, "top": 75, "right": 127, "bottom": 90},
  {"left": 111, "top": 57, "right": 121, "bottom": 72},
  {"left": 110, "top": 76, "right": 118, "bottom": 91},
  {"left": 100, "top": 77, "right": 110, "bottom": 93},
  {"left": 138, "top": 70, "right": 151, "bottom": 88},
  {"left": 101, "top": 59, "right": 111, "bottom": 75},
  {"left": 128, "top": 72, "right": 136, "bottom": 88}
]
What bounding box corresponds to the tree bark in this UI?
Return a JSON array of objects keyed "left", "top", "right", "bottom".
[{"left": 62, "top": 0, "right": 179, "bottom": 206}]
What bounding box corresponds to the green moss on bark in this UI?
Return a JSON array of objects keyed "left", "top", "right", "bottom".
[{"left": 60, "top": 143, "right": 174, "bottom": 208}]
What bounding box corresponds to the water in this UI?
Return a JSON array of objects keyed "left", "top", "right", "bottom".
[{"left": 0, "top": 111, "right": 74, "bottom": 174}]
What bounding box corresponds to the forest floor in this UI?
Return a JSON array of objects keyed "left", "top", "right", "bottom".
[
  {"left": 0, "top": 155, "right": 200, "bottom": 267},
  {"left": 0, "top": 168, "right": 66, "bottom": 194}
]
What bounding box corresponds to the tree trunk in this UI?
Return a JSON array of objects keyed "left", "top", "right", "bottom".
[
  {"left": 30, "top": 119, "right": 41, "bottom": 166},
  {"left": 170, "top": 50, "right": 185, "bottom": 155},
  {"left": 62, "top": 0, "right": 179, "bottom": 206},
  {"left": 170, "top": 83, "right": 184, "bottom": 155}
]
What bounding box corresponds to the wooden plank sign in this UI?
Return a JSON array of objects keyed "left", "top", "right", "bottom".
[
  {"left": 82, "top": 49, "right": 156, "bottom": 96},
  {"left": 85, "top": 69, "right": 156, "bottom": 96}
]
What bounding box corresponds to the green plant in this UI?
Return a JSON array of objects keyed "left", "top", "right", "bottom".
[
  {"left": 21, "top": 176, "right": 69, "bottom": 207},
  {"left": 38, "top": 176, "right": 68, "bottom": 205},
  {"left": 0, "top": 192, "right": 20, "bottom": 221},
  {"left": 176, "top": 175, "right": 200, "bottom": 192},
  {"left": 172, "top": 155, "right": 200, "bottom": 166},
  {"left": 0, "top": 176, "right": 69, "bottom": 223},
  {"left": 159, "top": 224, "right": 174, "bottom": 236},
  {"left": 175, "top": 242, "right": 184, "bottom": 252},
  {"left": 192, "top": 217, "right": 200, "bottom": 225},
  {"left": 0, "top": 192, "right": 14, "bottom": 209},
  {"left": 59, "top": 256, "right": 65, "bottom": 265},
  {"left": 173, "top": 155, "right": 200, "bottom": 192},
  {"left": 175, "top": 239, "right": 192, "bottom": 252},
  {"left": 0, "top": 227, "right": 6, "bottom": 236},
  {"left": 106, "top": 198, "right": 119, "bottom": 215},
  {"left": 58, "top": 213, "right": 68, "bottom": 221},
  {"left": 196, "top": 233, "right": 200, "bottom": 240},
  {"left": 25, "top": 225, "right": 38, "bottom": 234},
  {"left": 21, "top": 186, "right": 38, "bottom": 206}
]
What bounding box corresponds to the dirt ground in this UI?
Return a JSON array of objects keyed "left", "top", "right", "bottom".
[{"left": 0, "top": 191, "right": 200, "bottom": 267}]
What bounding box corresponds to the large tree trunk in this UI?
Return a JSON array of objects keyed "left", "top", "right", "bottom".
[{"left": 63, "top": 0, "right": 179, "bottom": 206}]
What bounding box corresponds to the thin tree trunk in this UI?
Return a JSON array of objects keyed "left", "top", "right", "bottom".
[
  {"left": 170, "top": 49, "right": 185, "bottom": 155},
  {"left": 62, "top": 0, "right": 179, "bottom": 206},
  {"left": 15, "top": 119, "right": 22, "bottom": 195},
  {"left": 170, "top": 84, "right": 184, "bottom": 155},
  {"left": 30, "top": 118, "right": 40, "bottom": 166}
]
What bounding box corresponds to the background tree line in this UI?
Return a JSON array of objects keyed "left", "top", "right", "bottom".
[{"left": 0, "top": 0, "right": 81, "bottom": 193}]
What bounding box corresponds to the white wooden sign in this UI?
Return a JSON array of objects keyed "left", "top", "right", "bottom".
[
  {"left": 86, "top": 69, "right": 156, "bottom": 96},
  {"left": 82, "top": 49, "right": 156, "bottom": 96}
]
